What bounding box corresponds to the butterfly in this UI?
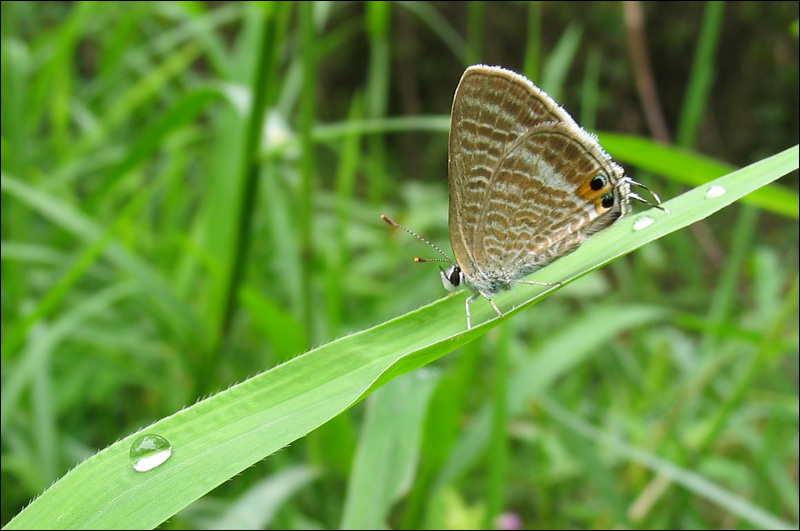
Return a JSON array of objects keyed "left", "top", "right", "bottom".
[{"left": 384, "top": 65, "right": 664, "bottom": 329}]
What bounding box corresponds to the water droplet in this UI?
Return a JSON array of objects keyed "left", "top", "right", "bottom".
[
  {"left": 705, "top": 185, "right": 727, "bottom": 199},
  {"left": 633, "top": 216, "right": 655, "bottom": 231},
  {"left": 130, "top": 434, "right": 172, "bottom": 472}
]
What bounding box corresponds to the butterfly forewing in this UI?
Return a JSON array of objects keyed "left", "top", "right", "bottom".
[{"left": 448, "top": 65, "right": 579, "bottom": 284}]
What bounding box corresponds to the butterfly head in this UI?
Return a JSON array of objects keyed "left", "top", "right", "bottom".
[{"left": 440, "top": 265, "right": 464, "bottom": 291}]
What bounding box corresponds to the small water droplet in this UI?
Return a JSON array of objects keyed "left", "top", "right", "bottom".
[
  {"left": 130, "top": 434, "right": 172, "bottom": 472},
  {"left": 705, "top": 185, "right": 727, "bottom": 199},
  {"left": 633, "top": 216, "right": 655, "bottom": 231}
]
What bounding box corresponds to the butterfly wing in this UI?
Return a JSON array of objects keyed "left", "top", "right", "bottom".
[
  {"left": 449, "top": 65, "right": 626, "bottom": 291},
  {"left": 480, "top": 122, "right": 631, "bottom": 280}
]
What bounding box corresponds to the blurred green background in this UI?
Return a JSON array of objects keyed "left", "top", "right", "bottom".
[{"left": 1, "top": 1, "right": 798, "bottom": 529}]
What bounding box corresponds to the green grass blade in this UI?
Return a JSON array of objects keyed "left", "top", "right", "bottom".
[
  {"left": 341, "top": 370, "right": 440, "bottom": 529},
  {"left": 0, "top": 174, "right": 206, "bottom": 350},
  {"left": 72, "top": 40, "right": 202, "bottom": 161},
  {"left": 599, "top": 133, "right": 799, "bottom": 219},
  {"left": 0, "top": 225, "right": 113, "bottom": 361},
  {"left": 484, "top": 325, "right": 510, "bottom": 529},
  {"left": 4, "top": 146, "right": 796, "bottom": 530},
  {"left": 522, "top": 2, "right": 542, "bottom": 82},
  {"left": 466, "top": 2, "right": 486, "bottom": 65},
  {"left": 201, "top": 466, "right": 319, "bottom": 529},
  {"left": 1, "top": 283, "right": 136, "bottom": 439},
  {"left": 396, "top": 1, "right": 467, "bottom": 64},
  {"left": 88, "top": 87, "right": 223, "bottom": 204},
  {"left": 364, "top": 1, "right": 391, "bottom": 205},
  {"left": 212, "top": 7, "right": 277, "bottom": 381},
  {"left": 298, "top": 2, "right": 318, "bottom": 341},
  {"left": 434, "top": 303, "right": 670, "bottom": 491},
  {"left": 540, "top": 23, "right": 582, "bottom": 98},
  {"left": 677, "top": 1, "right": 725, "bottom": 148},
  {"left": 540, "top": 396, "right": 796, "bottom": 530}
]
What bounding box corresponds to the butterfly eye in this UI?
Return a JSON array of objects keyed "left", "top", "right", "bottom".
[
  {"left": 590, "top": 175, "right": 607, "bottom": 191},
  {"left": 449, "top": 267, "right": 462, "bottom": 286},
  {"left": 601, "top": 193, "right": 615, "bottom": 209}
]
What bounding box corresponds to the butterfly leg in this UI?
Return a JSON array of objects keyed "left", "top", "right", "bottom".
[
  {"left": 465, "top": 292, "right": 504, "bottom": 329},
  {"left": 465, "top": 294, "right": 476, "bottom": 329},
  {"left": 622, "top": 177, "right": 670, "bottom": 213},
  {"left": 481, "top": 291, "right": 504, "bottom": 318},
  {"left": 510, "top": 279, "right": 563, "bottom": 287}
]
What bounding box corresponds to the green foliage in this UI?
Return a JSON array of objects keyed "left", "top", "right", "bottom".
[{"left": 2, "top": 2, "right": 798, "bottom": 530}]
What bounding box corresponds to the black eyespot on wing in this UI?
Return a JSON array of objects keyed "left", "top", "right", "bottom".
[
  {"left": 590, "top": 175, "right": 607, "bottom": 191},
  {"left": 601, "top": 193, "right": 614, "bottom": 209}
]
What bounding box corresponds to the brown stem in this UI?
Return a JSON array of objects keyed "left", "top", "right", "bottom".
[{"left": 623, "top": 1, "right": 671, "bottom": 143}]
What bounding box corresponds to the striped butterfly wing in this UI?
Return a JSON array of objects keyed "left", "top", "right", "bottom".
[
  {"left": 448, "top": 65, "right": 575, "bottom": 286},
  {"left": 481, "top": 122, "right": 631, "bottom": 281},
  {"left": 449, "top": 65, "right": 628, "bottom": 290}
]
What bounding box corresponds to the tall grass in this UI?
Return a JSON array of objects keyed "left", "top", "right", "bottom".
[{"left": 1, "top": 2, "right": 798, "bottom": 529}]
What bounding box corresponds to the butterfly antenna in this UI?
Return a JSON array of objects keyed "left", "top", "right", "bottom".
[
  {"left": 414, "top": 257, "right": 452, "bottom": 264},
  {"left": 381, "top": 215, "right": 455, "bottom": 264},
  {"left": 624, "top": 177, "right": 670, "bottom": 213}
]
